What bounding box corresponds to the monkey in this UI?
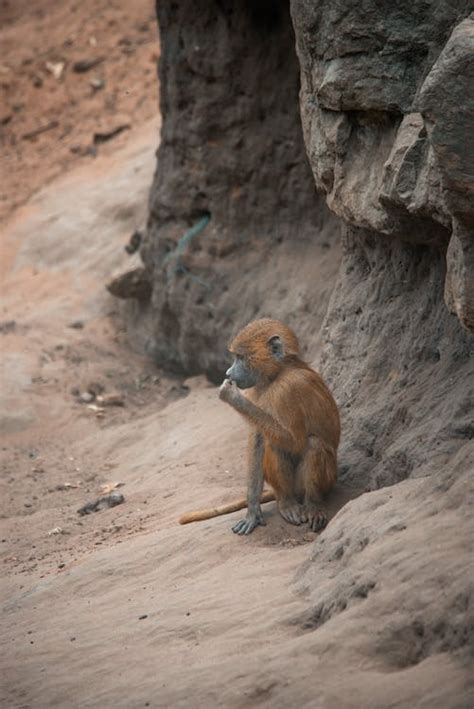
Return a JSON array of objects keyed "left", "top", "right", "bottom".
[{"left": 179, "top": 318, "right": 340, "bottom": 535}]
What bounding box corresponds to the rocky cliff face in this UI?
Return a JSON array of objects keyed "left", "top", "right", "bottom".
[
  {"left": 289, "top": 2, "right": 474, "bottom": 487},
  {"left": 120, "top": 2, "right": 473, "bottom": 702},
  {"left": 132, "top": 0, "right": 473, "bottom": 492},
  {"left": 292, "top": 2, "right": 474, "bottom": 331},
  {"left": 128, "top": 0, "right": 342, "bottom": 380}
]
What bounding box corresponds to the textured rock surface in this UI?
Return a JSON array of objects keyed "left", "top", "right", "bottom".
[
  {"left": 320, "top": 228, "right": 473, "bottom": 492},
  {"left": 106, "top": 266, "right": 152, "bottom": 302},
  {"left": 136, "top": 0, "right": 474, "bottom": 490},
  {"left": 418, "top": 17, "right": 474, "bottom": 331},
  {"left": 293, "top": 3, "right": 474, "bottom": 329},
  {"left": 293, "top": 445, "right": 474, "bottom": 685},
  {"left": 136, "top": 2, "right": 474, "bottom": 364},
  {"left": 130, "top": 0, "right": 342, "bottom": 379}
]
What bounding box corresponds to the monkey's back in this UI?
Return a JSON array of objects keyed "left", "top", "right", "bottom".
[{"left": 255, "top": 360, "right": 340, "bottom": 453}]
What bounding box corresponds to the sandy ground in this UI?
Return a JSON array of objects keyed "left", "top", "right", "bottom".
[
  {"left": 0, "top": 0, "right": 159, "bottom": 221},
  {"left": 3, "top": 123, "right": 470, "bottom": 709},
  {"left": 0, "top": 115, "right": 362, "bottom": 708},
  {"left": 2, "top": 5, "right": 472, "bottom": 708},
  {"left": 0, "top": 5, "right": 354, "bottom": 705}
]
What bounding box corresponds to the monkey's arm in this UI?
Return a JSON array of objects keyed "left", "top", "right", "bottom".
[
  {"left": 219, "top": 380, "right": 294, "bottom": 450},
  {"left": 232, "top": 432, "right": 268, "bottom": 535}
]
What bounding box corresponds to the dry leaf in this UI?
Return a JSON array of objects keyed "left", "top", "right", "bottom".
[{"left": 99, "top": 481, "right": 125, "bottom": 495}]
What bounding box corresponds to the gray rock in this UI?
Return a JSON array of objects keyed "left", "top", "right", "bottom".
[
  {"left": 293, "top": 2, "right": 474, "bottom": 317},
  {"left": 77, "top": 493, "right": 125, "bottom": 516},
  {"left": 78, "top": 391, "right": 94, "bottom": 404},
  {"left": 106, "top": 267, "right": 152, "bottom": 302},
  {"left": 126, "top": 0, "right": 341, "bottom": 379},
  {"left": 444, "top": 223, "right": 474, "bottom": 331},
  {"left": 418, "top": 17, "right": 474, "bottom": 331}
]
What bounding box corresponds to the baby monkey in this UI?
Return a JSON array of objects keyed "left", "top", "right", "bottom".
[{"left": 179, "top": 318, "right": 340, "bottom": 535}]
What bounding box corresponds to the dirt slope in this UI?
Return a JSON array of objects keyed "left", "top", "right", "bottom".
[
  {"left": 1, "top": 2, "right": 473, "bottom": 707},
  {"left": 0, "top": 0, "right": 159, "bottom": 221},
  {"left": 1, "top": 117, "right": 473, "bottom": 709}
]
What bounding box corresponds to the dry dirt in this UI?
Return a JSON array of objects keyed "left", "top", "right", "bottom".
[
  {"left": 0, "top": 7, "right": 351, "bottom": 702},
  {"left": 2, "top": 123, "right": 471, "bottom": 709},
  {"left": 0, "top": 0, "right": 159, "bottom": 221},
  {"left": 1, "top": 4, "right": 473, "bottom": 709},
  {"left": 0, "top": 120, "right": 355, "bottom": 707}
]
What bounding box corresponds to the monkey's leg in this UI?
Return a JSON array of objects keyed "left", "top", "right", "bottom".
[
  {"left": 232, "top": 433, "right": 267, "bottom": 535},
  {"left": 265, "top": 445, "right": 307, "bottom": 526},
  {"left": 300, "top": 436, "right": 337, "bottom": 532}
]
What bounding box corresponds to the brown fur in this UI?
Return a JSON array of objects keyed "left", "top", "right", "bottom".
[
  {"left": 179, "top": 319, "right": 340, "bottom": 531},
  {"left": 230, "top": 318, "right": 300, "bottom": 381},
  {"left": 245, "top": 333, "right": 339, "bottom": 502}
]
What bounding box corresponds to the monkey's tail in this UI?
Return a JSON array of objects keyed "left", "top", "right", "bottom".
[{"left": 179, "top": 490, "right": 275, "bottom": 525}]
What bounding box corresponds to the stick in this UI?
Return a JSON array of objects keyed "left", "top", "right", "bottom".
[
  {"left": 22, "top": 120, "right": 59, "bottom": 140},
  {"left": 179, "top": 490, "right": 275, "bottom": 525}
]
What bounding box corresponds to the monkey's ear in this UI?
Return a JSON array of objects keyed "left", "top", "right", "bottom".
[{"left": 268, "top": 335, "right": 284, "bottom": 360}]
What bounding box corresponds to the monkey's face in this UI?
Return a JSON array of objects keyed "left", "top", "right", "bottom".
[
  {"left": 226, "top": 355, "right": 259, "bottom": 389},
  {"left": 227, "top": 319, "right": 301, "bottom": 386}
]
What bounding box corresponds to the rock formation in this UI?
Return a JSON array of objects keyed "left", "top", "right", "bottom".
[
  {"left": 293, "top": 2, "right": 474, "bottom": 331},
  {"left": 127, "top": 0, "right": 342, "bottom": 380},
  {"left": 130, "top": 0, "right": 473, "bottom": 489}
]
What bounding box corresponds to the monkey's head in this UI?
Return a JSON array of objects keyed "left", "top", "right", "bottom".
[{"left": 226, "top": 318, "right": 300, "bottom": 388}]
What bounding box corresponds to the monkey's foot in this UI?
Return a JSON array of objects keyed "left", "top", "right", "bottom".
[
  {"left": 278, "top": 501, "right": 307, "bottom": 526},
  {"left": 305, "top": 506, "right": 328, "bottom": 532},
  {"left": 232, "top": 510, "right": 266, "bottom": 535}
]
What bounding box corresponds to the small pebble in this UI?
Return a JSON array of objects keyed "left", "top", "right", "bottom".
[
  {"left": 138, "top": 615, "right": 148, "bottom": 620},
  {"left": 90, "top": 77, "right": 105, "bottom": 91},
  {"left": 79, "top": 391, "right": 94, "bottom": 403}
]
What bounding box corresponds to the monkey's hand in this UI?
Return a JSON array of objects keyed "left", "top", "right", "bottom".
[
  {"left": 232, "top": 508, "right": 266, "bottom": 535},
  {"left": 219, "top": 378, "right": 244, "bottom": 407}
]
